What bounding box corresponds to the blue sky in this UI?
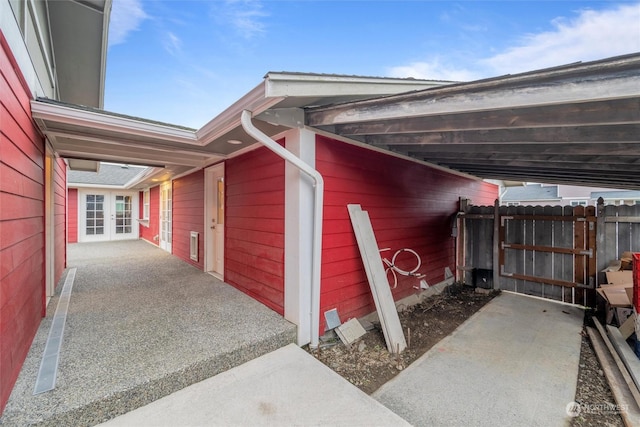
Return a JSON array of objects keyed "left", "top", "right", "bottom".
[{"left": 105, "top": 0, "right": 640, "bottom": 129}]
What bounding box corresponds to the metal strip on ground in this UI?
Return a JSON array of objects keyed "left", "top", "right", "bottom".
[{"left": 33, "top": 268, "right": 77, "bottom": 395}]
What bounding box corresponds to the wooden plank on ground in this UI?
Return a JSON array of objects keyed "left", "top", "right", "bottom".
[
  {"left": 607, "top": 325, "right": 640, "bottom": 392},
  {"left": 586, "top": 327, "right": 640, "bottom": 427},
  {"left": 594, "top": 318, "right": 640, "bottom": 407},
  {"left": 347, "top": 204, "right": 406, "bottom": 354}
]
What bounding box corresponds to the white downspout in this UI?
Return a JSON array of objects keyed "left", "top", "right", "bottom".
[{"left": 240, "top": 110, "right": 324, "bottom": 349}]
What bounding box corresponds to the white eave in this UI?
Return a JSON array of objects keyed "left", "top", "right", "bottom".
[
  {"left": 48, "top": 0, "right": 112, "bottom": 108},
  {"left": 31, "top": 100, "right": 198, "bottom": 144},
  {"left": 264, "top": 72, "right": 451, "bottom": 98}
]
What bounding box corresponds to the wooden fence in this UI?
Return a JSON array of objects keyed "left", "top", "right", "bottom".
[{"left": 460, "top": 199, "right": 640, "bottom": 306}]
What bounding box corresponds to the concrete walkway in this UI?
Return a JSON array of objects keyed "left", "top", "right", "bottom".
[
  {"left": 0, "top": 241, "right": 296, "bottom": 426},
  {"left": 373, "top": 292, "right": 584, "bottom": 427},
  {"left": 93, "top": 291, "right": 584, "bottom": 427},
  {"left": 97, "top": 344, "right": 410, "bottom": 427}
]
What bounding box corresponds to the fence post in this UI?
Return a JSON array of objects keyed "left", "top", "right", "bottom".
[
  {"left": 596, "top": 197, "right": 605, "bottom": 287},
  {"left": 457, "top": 197, "right": 469, "bottom": 283},
  {"left": 493, "top": 199, "right": 501, "bottom": 290}
]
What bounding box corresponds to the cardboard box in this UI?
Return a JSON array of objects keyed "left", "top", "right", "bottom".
[
  {"left": 602, "top": 260, "right": 622, "bottom": 272},
  {"left": 606, "top": 270, "right": 633, "bottom": 286},
  {"left": 621, "top": 251, "right": 634, "bottom": 270},
  {"left": 619, "top": 312, "right": 637, "bottom": 339},
  {"left": 601, "top": 285, "right": 632, "bottom": 307}
]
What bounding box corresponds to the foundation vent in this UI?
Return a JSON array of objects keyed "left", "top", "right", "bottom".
[{"left": 190, "top": 231, "right": 199, "bottom": 261}]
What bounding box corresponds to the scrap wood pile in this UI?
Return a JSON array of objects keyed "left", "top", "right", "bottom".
[
  {"left": 596, "top": 252, "right": 638, "bottom": 341},
  {"left": 588, "top": 251, "right": 640, "bottom": 426}
]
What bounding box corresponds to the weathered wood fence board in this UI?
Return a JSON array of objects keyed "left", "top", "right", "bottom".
[
  {"left": 461, "top": 199, "right": 639, "bottom": 307},
  {"left": 597, "top": 202, "right": 640, "bottom": 286}
]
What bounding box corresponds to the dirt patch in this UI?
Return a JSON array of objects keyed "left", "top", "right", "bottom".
[
  {"left": 309, "top": 284, "right": 497, "bottom": 394},
  {"left": 308, "top": 285, "right": 624, "bottom": 426}
]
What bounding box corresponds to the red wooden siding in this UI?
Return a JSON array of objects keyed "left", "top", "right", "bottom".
[
  {"left": 68, "top": 188, "right": 78, "bottom": 243},
  {"left": 172, "top": 173, "right": 204, "bottom": 269},
  {"left": 225, "top": 147, "right": 285, "bottom": 314},
  {"left": 139, "top": 186, "right": 159, "bottom": 245},
  {"left": 316, "top": 135, "right": 498, "bottom": 330},
  {"left": 53, "top": 156, "right": 66, "bottom": 281},
  {"left": 0, "top": 33, "right": 45, "bottom": 415}
]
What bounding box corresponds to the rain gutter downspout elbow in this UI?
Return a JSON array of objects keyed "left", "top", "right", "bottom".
[{"left": 240, "top": 110, "right": 324, "bottom": 349}]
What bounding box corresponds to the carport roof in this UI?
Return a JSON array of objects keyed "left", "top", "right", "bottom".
[{"left": 307, "top": 53, "right": 640, "bottom": 190}]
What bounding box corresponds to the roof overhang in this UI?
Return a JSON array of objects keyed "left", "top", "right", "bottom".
[
  {"left": 32, "top": 73, "right": 449, "bottom": 185},
  {"left": 33, "top": 55, "right": 640, "bottom": 190},
  {"left": 307, "top": 53, "right": 640, "bottom": 190},
  {"left": 48, "top": 0, "right": 111, "bottom": 107}
]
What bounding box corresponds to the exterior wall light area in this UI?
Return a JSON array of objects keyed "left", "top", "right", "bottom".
[{"left": 227, "top": 139, "right": 243, "bottom": 145}]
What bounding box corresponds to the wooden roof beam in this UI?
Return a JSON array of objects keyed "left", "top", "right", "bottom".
[
  {"left": 330, "top": 98, "right": 640, "bottom": 135},
  {"left": 361, "top": 124, "right": 640, "bottom": 146},
  {"left": 385, "top": 142, "right": 640, "bottom": 156},
  {"left": 410, "top": 152, "right": 640, "bottom": 165}
]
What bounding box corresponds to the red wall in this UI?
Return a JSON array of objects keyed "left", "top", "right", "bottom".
[
  {"left": 67, "top": 188, "right": 78, "bottom": 243},
  {"left": 172, "top": 172, "right": 204, "bottom": 269},
  {"left": 0, "top": 33, "right": 45, "bottom": 415},
  {"left": 225, "top": 147, "right": 285, "bottom": 314},
  {"left": 316, "top": 136, "right": 498, "bottom": 330},
  {"left": 139, "top": 186, "right": 159, "bottom": 245}
]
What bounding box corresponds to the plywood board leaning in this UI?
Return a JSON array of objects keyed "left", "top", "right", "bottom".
[{"left": 347, "top": 204, "right": 406, "bottom": 353}]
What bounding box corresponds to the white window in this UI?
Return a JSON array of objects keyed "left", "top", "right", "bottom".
[
  {"left": 143, "top": 189, "right": 150, "bottom": 220},
  {"left": 506, "top": 202, "right": 520, "bottom": 206},
  {"left": 570, "top": 200, "right": 587, "bottom": 206}
]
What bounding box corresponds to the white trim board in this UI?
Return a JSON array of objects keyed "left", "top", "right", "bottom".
[{"left": 347, "top": 204, "right": 406, "bottom": 353}]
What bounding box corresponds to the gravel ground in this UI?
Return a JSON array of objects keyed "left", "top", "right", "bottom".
[{"left": 570, "top": 327, "right": 624, "bottom": 426}]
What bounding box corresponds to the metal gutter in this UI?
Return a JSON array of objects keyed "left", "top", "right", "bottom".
[{"left": 240, "top": 110, "right": 324, "bottom": 348}]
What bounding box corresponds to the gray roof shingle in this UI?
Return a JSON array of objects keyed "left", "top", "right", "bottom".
[
  {"left": 501, "top": 184, "right": 559, "bottom": 201},
  {"left": 68, "top": 163, "right": 147, "bottom": 186},
  {"left": 591, "top": 190, "right": 640, "bottom": 199}
]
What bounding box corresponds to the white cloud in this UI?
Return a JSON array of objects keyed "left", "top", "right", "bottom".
[
  {"left": 388, "top": 3, "right": 640, "bottom": 81},
  {"left": 163, "top": 32, "right": 182, "bottom": 56},
  {"left": 109, "top": 0, "right": 149, "bottom": 46},
  {"left": 388, "top": 57, "right": 483, "bottom": 82},
  {"left": 484, "top": 3, "right": 640, "bottom": 74},
  {"left": 219, "top": 0, "right": 268, "bottom": 40}
]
